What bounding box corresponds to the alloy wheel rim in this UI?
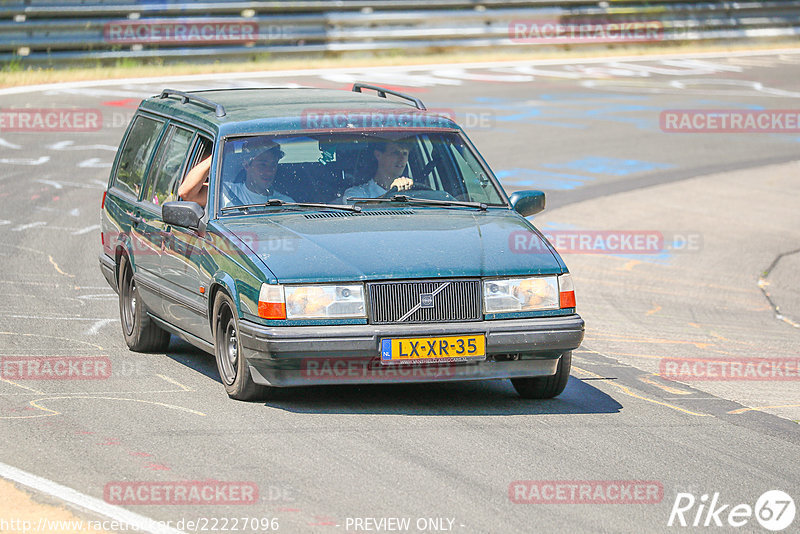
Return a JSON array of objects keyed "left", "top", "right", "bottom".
[
  {"left": 123, "top": 272, "right": 136, "bottom": 336},
  {"left": 217, "top": 311, "right": 238, "bottom": 385}
]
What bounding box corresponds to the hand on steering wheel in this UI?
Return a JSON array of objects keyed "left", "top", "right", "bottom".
[{"left": 389, "top": 177, "right": 413, "bottom": 191}]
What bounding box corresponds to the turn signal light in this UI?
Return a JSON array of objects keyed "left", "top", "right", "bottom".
[
  {"left": 558, "top": 273, "right": 576, "bottom": 309},
  {"left": 258, "top": 284, "right": 287, "bottom": 319}
]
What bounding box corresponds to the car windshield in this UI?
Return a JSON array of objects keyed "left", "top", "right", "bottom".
[{"left": 218, "top": 131, "right": 506, "bottom": 211}]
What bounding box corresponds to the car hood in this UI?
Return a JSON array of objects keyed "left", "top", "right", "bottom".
[{"left": 218, "top": 209, "right": 563, "bottom": 283}]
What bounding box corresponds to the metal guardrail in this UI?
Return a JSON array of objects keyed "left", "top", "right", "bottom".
[{"left": 2, "top": 1, "right": 799, "bottom": 64}]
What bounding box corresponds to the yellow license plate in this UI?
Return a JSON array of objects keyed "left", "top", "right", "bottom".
[{"left": 380, "top": 335, "right": 486, "bottom": 364}]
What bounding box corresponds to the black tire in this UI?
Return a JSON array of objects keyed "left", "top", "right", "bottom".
[
  {"left": 213, "top": 291, "right": 273, "bottom": 401},
  {"left": 511, "top": 351, "right": 572, "bottom": 399},
  {"left": 118, "top": 255, "right": 171, "bottom": 352}
]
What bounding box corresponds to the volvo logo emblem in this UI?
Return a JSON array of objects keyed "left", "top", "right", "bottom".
[
  {"left": 419, "top": 293, "right": 434, "bottom": 308},
  {"left": 396, "top": 282, "right": 451, "bottom": 322}
]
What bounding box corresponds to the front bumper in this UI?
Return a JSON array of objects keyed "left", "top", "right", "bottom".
[{"left": 238, "top": 314, "right": 584, "bottom": 387}]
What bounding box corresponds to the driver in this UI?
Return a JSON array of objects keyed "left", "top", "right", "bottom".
[
  {"left": 178, "top": 137, "right": 294, "bottom": 209},
  {"left": 343, "top": 140, "right": 414, "bottom": 199}
]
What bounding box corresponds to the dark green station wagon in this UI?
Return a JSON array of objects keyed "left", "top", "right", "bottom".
[{"left": 99, "top": 85, "right": 584, "bottom": 401}]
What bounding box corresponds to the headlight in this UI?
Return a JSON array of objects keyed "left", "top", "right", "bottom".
[
  {"left": 258, "top": 283, "right": 366, "bottom": 320},
  {"left": 483, "top": 276, "right": 559, "bottom": 313}
]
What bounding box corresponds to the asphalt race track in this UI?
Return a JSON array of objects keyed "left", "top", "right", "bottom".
[{"left": 1, "top": 49, "right": 799, "bottom": 533}]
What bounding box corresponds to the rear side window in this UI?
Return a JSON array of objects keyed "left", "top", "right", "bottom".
[
  {"left": 114, "top": 115, "right": 164, "bottom": 197},
  {"left": 145, "top": 125, "right": 194, "bottom": 206}
]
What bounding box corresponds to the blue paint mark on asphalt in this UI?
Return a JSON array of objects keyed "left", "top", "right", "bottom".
[
  {"left": 495, "top": 169, "right": 595, "bottom": 190},
  {"left": 583, "top": 104, "right": 663, "bottom": 130},
  {"left": 538, "top": 93, "right": 651, "bottom": 102},
  {"left": 691, "top": 101, "right": 765, "bottom": 109},
  {"left": 543, "top": 157, "right": 674, "bottom": 176}
]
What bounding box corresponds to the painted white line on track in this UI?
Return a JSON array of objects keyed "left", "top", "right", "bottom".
[
  {"left": 0, "top": 48, "right": 799, "bottom": 96},
  {"left": 36, "top": 179, "right": 64, "bottom": 189},
  {"left": 0, "top": 156, "right": 50, "bottom": 165},
  {"left": 12, "top": 222, "right": 47, "bottom": 231},
  {"left": 0, "top": 461, "right": 185, "bottom": 534},
  {"left": 31, "top": 179, "right": 103, "bottom": 190},
  {"left": 48, "top": 140, "right": 117, "bottom": 152},
  {"left": 78, "top": 158, "right": 112, "bottom": 169},
  {"left": 72, "top": 224, "right": 100, "bottom": 235},
  {"left": 84, "top": 318, "right": 115, "bottom": 335},
  {"left": 4, "top": 315, "right": 115, "bottom": 321},
  {"left": 0, "top": 138, "right": 21, "bottom": 149}
]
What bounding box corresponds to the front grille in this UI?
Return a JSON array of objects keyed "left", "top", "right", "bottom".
[{"left": 367, "top": 279, "right": 482, "bottom": 324}]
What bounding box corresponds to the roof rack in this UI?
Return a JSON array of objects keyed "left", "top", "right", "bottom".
[
  {"left": 352, "top": 83, "right": 426, "bottom": 111},
  {"left": 159, "top": 89, "right": 226, "bottom": 118}
]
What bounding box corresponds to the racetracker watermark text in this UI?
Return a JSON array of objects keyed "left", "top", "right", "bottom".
[
  {"left": 509, "top": 480, "right": 663, "bottom": 504},
  {"left": 103, "top": 481, "right": 259, "bottom": 505},
  {"left": 660, "top": 357, "right": 800, "bottom": 381},
  {"left": 0, "top": 109, "right": 101, "bottom": 132},
  {"left": 509, "top": 20, "right": 663, "bottom": 43},
  {"left": 660, "top": 110, "right": 800, "bottom": 133},
  {"left": 510, "top": 230, "right": 702, "bottom": 254},
  {"left": 0, "top": 356, "right": 111, "bottom": 380},
  {"left": 103, "top": 20, "right": 259, "bottom": 44}
]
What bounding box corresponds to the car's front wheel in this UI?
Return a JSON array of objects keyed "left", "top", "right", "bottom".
[
  {"left": 213, "top": 291, "right": 274, "bottom": 401},
  {"left": 511, "top": 351, "right": 572, "bottom": 399},
  {"left": 118, "top": 256, "right": 170, "bottom": 352}
]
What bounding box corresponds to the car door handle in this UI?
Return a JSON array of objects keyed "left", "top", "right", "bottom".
[{"left": 130, "top": 213, "right": 144, "bottom": 225}]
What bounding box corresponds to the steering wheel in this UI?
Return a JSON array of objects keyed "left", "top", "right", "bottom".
[{"left": 379, "top": 183, "right": 433, "bottom": 198}]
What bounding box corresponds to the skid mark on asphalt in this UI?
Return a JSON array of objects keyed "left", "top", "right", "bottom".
[
  {"left": 586, "top": 332, "right": 713, "bottom": 349},
  {"left": 687, "top": 322, "right": 770, "bottom": 350},
  {"left": 0, "top": 377, "right": 45, "bottom": 395},
  {"left": 28, "top": 396, "right": 206, "bottom": 417},
  {"left": 572, "top": 364, "right": 709, "bottom": 417},
  {"left": 48, "top": 255, "right": 75, "bottom": 278},
  {"left": 645, "top": 304, "right": 661, "bottom": 315},
  {"left": 156, "top": 374, "right": 192, "bottom": 391},
  {"left": 638, "top": 374, "right": 692, "bottom": 395},
  {"left": 620, "top": 259, "right": 641, "bottom": 271},
  {"left": 0, "top": 331, "right": 104, "bottom": 353},
  {"left": 84, "top": 319, "right": 115, "bottom": 335},
  {"left": 728, "top": 404, "right": 800, "bottom": 415}
]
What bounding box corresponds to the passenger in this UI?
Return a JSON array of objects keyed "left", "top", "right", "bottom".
[
  {"left": 178, "top": 138, "right": 294, "bottom": 209},
  {"left": 342, "top": 140, "right": 414, "bottom": 199},
  {"left": 177, "top": 155, "right": 211, "bottom": 207}
]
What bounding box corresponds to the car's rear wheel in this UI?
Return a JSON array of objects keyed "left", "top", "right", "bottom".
[
  {"left": 118, "top": 256, "right": 170, "bottom": 352},
  {"left": 511, "top": 351, "right": 572, "bottom": 399},
  {"left": 213, "top": 291, "right": 273, "bottom": 401}
]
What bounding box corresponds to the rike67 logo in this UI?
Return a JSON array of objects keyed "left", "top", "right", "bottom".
[{"left": 668, "top": 490, "right": 795, "bottom": 531}]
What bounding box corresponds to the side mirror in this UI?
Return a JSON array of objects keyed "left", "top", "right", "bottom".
[
  {"left": 162, "top": 201, "right": 205, "bottom": 231},
  {"left": 509, "top": 190, "right": 546, "bottom": 217}
]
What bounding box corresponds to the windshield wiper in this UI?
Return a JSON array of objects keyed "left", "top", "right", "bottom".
[
  {"left": 347, "top": 195, "right": 487, "bottom": 211},
  {"left": 221, "top": 199, "right": 362, "bottom": 214}
]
